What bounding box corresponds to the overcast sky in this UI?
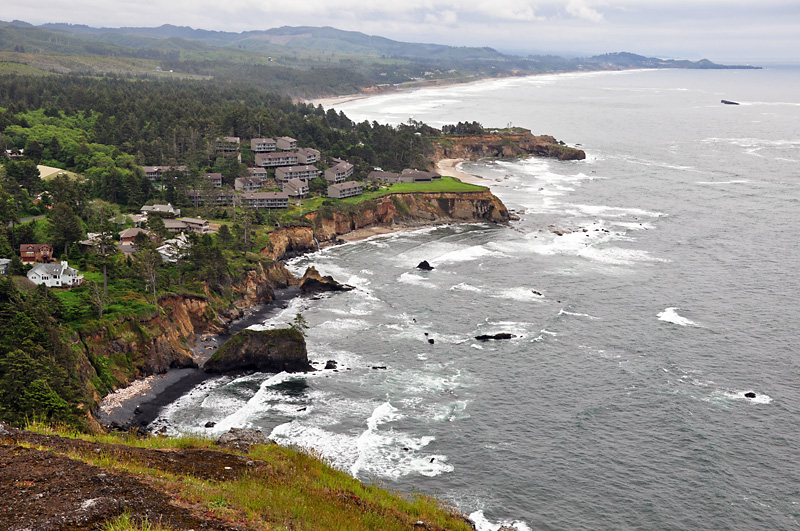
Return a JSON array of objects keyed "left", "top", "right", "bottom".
[{"left": 5, "top": 0, "right": 798, "bottom": 62}]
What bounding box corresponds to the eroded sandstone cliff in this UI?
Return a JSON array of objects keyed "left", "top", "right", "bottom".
[
  {"left": 262, "top": 190, "right": 509, "bottom": 260},
  {"left": 431, "top": 131, "right": 585, "bottom": 161}
]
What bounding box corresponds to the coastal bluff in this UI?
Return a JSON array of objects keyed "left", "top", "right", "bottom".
[
  {"left": 204, "top": 328, "right": 312, "bottom": 374},
  {"left": 431, "top": 131, "right": 585, "bottom": 161},
  {"left": 263, "top": 190, "right": 509, "bottom": 260}
]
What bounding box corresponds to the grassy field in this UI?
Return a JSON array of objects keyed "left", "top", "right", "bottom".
[{"left": 343, "top": 176, "right": 487, "bottom": 204}]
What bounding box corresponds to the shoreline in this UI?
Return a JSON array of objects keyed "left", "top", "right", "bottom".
[
  {"left": 97, "top": 287, "right": 300, "bottom": 430},
  {"left": 308, "top": 68, "right": 654, "bottom": 109}
]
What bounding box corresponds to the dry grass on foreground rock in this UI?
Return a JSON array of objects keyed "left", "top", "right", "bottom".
[{"left": 0, "top": 422, "right": 475, "bottom": 531}]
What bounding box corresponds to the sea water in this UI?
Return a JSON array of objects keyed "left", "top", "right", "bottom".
[{"left": 153, "top": 66, "right": 800, "bottom": 529}]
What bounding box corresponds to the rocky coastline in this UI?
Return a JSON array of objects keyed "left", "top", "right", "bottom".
[{"left": 93, "top": 137, "right": 580, "bottom": 432}]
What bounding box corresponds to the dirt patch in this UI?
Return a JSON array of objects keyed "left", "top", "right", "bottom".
[{"left": 0, "top": 424, "right": 252, "bottom": 530}]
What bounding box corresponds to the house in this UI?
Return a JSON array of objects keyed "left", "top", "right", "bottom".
[
  {"left": 235, "top": 177, "right": 264, "bottom": 192},
  {"left": 327, "top": 181, "right": 364, "bottom": 199},
  {"left": 276, "top": 165, "right": 319, "bottom": 183},
  {"left": 216, "top": 137, "right": 240, "bottom": 153},
  {"left": 27, "top": 261, "right": 83, "bottom": 288},
  {"left": 247, "top": 167, "right": 268, "bottom": 181},
  {"left": 164, "top": 219, "right": 189, "bottom": 234},
  {"left": 283, "top": 179, "right": 310, "bottom": 198},
  {"left": 0, "top": 258, "right": 10, "bottom": 275},
  {"left": 239, "top": 192, "right": 289, "bottom": 209},
  {"left": 141, "top": 203, "right": 181, "bottom": 217},
  {"left": 179, "top": 217, "right": 212, "bottom": 234},
  {"left": 276, "top": 136, "right": 297, "bottom": 151},
  {"left": 367, "top": 170, "right": 401, "bottom": 183},
  {"left": 142, "top": 166, "right": 189, "bottom": 181},
  {"left": 119, "top": 228, "right": 155, "bottom": 245},
  {"left": 398, "top": 169, "right": 441, "bottom": 183},
  {"left": 250, "top": 138, "right": 276, "bottom": 153},
  {"left": 187, "top": 189, "right": 234, "bottom": 206},
  {"left": 297, "top": 147, "right": 320, "bottom": 164},
  {"left": 205, "top": 173, "right": 223, "bottom": 188},
  {"left": 255, "top": 152, "right": 299, "bottom": 168},
  {"left": 157, "top": 233, "right": 191, "bottom": 263},
  {"left": 19, "top": 244, "right": 53, "bottom": 264},
  {"left": 324, "top": 160, "right": 354, "bottom": 184}
]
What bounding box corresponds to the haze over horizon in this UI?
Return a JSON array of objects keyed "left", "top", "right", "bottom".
[{"left": 4, "top": 0, "right": 798, "bottom": 63}]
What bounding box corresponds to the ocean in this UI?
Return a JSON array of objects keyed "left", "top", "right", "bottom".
[{"left": 152, "top": 66, "right": 800, "bottom": 529}]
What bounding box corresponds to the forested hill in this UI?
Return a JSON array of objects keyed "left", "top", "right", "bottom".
[{"left": 0, "top": 20, "right": 759, "bottom": 98}]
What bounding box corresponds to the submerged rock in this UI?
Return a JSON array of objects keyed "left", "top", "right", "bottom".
[
  {"left": 417, "top": 260, "right": 435, "bottom": 271},
  {"left": 475, "top": 333, "right": 516, "bottom": 341},
  {"left": 298, "top": 266, "right": 354, "bottom": 293},
  {"left": 204, "top": 328, "right": 312, "bottom": 374}
]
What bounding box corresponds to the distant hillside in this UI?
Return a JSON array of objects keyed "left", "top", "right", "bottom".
[{"left": 0, "top": 20, "right": 760, "bottom": 98}]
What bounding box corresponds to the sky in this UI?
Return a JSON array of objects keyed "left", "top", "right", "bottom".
[{"left": 4, "top": 0, "right": 798, "bottom": 62}]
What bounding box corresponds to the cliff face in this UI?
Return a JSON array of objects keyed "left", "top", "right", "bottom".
[
  {"left": 204, "top": 328, "right": 312, "bottom": 374},
  {"left": 79, "top": 261, "right": 298, "bottom": 406},
  {"left": 431, "top": 132, "right": 585, "bottom": 161},
  {"left": 263, "top": 190, "right": 509, "bottom": 260}
]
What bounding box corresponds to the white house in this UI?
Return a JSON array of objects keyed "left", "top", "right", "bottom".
[{"left": 27, "top": 261, "right": 84, "bottom": 288}]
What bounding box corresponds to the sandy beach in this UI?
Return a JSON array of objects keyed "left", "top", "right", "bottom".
[{"left": 435, "top": 158, "right": 489, "bottom": 187}]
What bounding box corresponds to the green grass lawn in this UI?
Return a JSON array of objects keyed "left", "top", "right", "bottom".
[{"left": 343, "top": 176, "right": 486, "bottom": 204}]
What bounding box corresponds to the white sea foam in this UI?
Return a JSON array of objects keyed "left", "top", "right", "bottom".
[
  {"left": 398, "top": 272, "right": 437, "bottom": 288},
  {"left": 450, "top": 282, "right": 482, "bottom": 292},
  {"left": 565, "top": 203, "right": 667, "bottom": 219},
  {"left": 657, "top": 307, "right": 699, "bottom": 327},
  {"left": 494, "top": 287, "right": 545, "bottom": 302},
  {"left": 435, "top": 245, "right": 508, "bottom": 264},
  {"left": 707, "top": 390, "right": 773, "bottom": 405},
  {"left": 559, "top": 309, "right": 600, "bottom": 320},
  {"left": 210, "top": 372, "right": 298, "bottom": 434},
  {"left": 469, "top": 510, "right": 532, "bottom": 531}
]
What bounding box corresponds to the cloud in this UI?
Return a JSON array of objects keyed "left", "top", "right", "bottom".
[{"left": 565, "top": 0, "right": 605, "bottom": 22}]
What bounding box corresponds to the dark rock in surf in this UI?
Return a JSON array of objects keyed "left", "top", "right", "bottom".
[
  {"left": 475, "top": 333, "right": 516, "bottom": 341},
  {"left": 721, "top": 99, "right": 740, "bottom": 105},
  {"left": 298, "top": 266, "right": 354, "bottom": 293},
  {"left": 428, "top": 338, "right": 435, "bottom": 344},
  {"left": 745, "top": 392, "right": 756, "bottom": 399},
  {"left": 204, "top": 421, "right": 216, "bottom": 428},
  {"left": 324, "top": 360, "right": 338, "bottom": 370},
  {"left": 417, "top": 260, "right": 435, "bottom": 271},
  {"left": 204, "top": 328, "right": 312, "bottom": 374}
]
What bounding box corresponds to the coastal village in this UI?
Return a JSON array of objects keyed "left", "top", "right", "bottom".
[{"left": 3, "top": 132, "right": 456, "bottom": 290}]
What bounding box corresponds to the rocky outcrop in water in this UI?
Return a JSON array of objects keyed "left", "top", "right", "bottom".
[
  {"left": 475, "top": 333, "right": 516, "bottom": 341},
  {"left": 298, "top": 266, "right": 354, "bottom": 293},
  {"left": 204, "top": 328, "right": 312, "bottom": 374},
  {"left": 417, "top": 261, "right": 435, "bottom": 271}
]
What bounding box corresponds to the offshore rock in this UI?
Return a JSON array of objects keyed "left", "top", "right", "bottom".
[
  {"left": 298, "top": 266, "right": 354, "bottom": 293},
  {"left": 475, "top": 333, "right": 516, "bottom": 341},
  {"left": 417, "top": 260, "right": 435, "bottom": 271},
  {"left": 204, "top": 328, "right": 312, "bottom": 374}
]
